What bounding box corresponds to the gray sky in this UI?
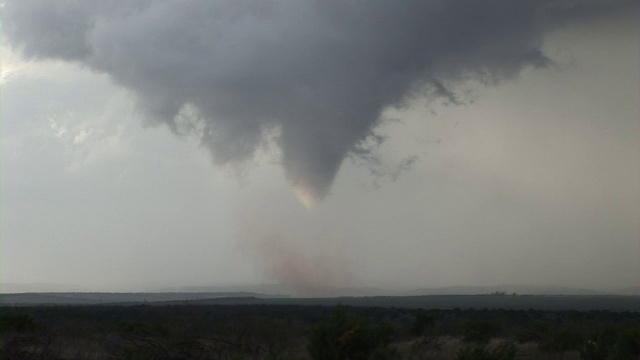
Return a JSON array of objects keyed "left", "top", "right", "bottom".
[{"left": 1, "top": 1, "right": 638, "bottom": 293}]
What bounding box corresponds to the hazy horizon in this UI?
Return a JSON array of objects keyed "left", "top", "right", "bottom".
[
  {"left": 2, "top": 281, "right": 639, "bottom": 296},
  {"left": 2, "top": 1, "right": 638, "bottom": 295}
]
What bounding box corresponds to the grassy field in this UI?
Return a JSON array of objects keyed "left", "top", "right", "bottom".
[{"left": 2, "top": 303, "right": 639, "bottom": 359}]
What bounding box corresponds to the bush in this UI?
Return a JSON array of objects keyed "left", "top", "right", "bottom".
[
  {"left": 539, "top": 328, "right": 582, "bottom": 354},
  {"left": 456, "top": 342, "right": 517, "bottom": 360},
  {"left": 463, "top": 320, "right": 501, "bottom": 344},
  {"left": 514, "top": 321, "right": 549, "bottom": 343},
  {"left": 307, "top": 306, "right": 395, "bottom": 360},
  {"left": 409, "top": 310, "right": 435, "bottom": 336},
  {"left": 580, "top": 327, "right": 640, "bottom": 360},
  {"left": 1, "top": 313, "right": 39, "bottom": 333}
]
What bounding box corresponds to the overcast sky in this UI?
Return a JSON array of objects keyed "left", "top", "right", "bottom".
[{"left": 1, "top": 1, "right": 638, "bottom": 293}]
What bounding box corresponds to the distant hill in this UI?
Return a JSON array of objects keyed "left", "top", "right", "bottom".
[
  {"left": 3, "top": 283, "right": 635, "bottom": 300},
  {"left": 615, "top": 286, "right": 640, "bottom": 296},
  {"left": 2, "top": 291, "right": 639, "bottom": 311},
  {"left": 160, "top": 284, "right": 389, "bottom": 297},
  {"left": 162, "top": 284, "right": 631, "bottom": 297},
  {"left": 0, "top": 292, "right": 267, "bottom": 305},
  {"left": 404, "top": 285, "right": 611, "bottom": 296},
  {"left": 165, "top": 294, "right": 640, "bottom": 312}
]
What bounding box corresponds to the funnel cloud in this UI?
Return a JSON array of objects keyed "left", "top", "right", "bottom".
[{"left": 3, "top": 0, "right": 633, "bottom": 202}]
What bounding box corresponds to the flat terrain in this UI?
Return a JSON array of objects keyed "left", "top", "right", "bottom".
[
  {"left": 185, "top": 294, "right": 640, "bottom": 312},
  {"left": 2, "top": 292, "right": 639, "bottom": 312}
]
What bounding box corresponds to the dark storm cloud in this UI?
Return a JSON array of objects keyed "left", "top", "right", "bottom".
[{"left": 2, "top": 0, "right": 633, "bottom": 204}]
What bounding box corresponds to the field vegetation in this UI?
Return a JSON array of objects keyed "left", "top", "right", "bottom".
[{"left": 1, "top": 304, "right": 639, "bottom": 359}]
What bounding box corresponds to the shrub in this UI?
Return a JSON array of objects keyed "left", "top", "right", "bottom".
[
  {"left": 0, "top": 313, "right": 39, "bottom": 333},
  {"left": 307, "top": 306, "right": 394, "bottom": 360},
  {"left": 463, "top": 320, "right": 501, "bottom": 344},
  {"left": 409, "top": 310, "right": 435, "bottom": 336},
  {"left": 580, "top": 327, "right": 640, "bottom": 360},
  {"left": 456, "top": 342, "right": 517, "bottom": 360},
  {"left": 539, "top": 328, "right": 582, "bottom": 354}
]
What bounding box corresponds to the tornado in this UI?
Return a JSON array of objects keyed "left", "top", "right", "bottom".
[{"left": 3, "top": 0, "right": 633, "bottom": 204}]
